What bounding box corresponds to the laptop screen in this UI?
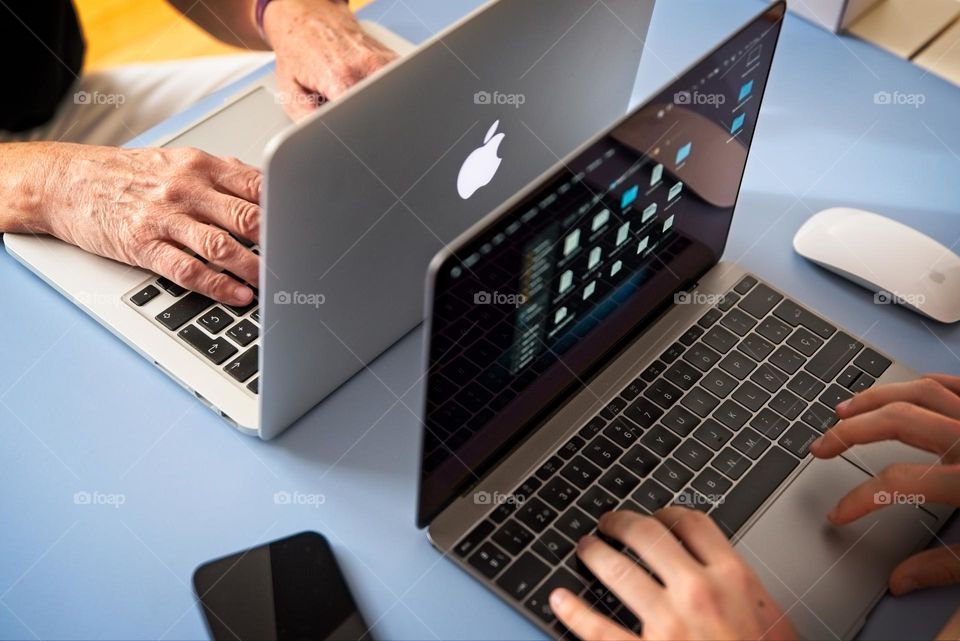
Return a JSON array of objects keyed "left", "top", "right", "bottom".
[{"left": 418, "top": 3, "right": 785, "bottom": 527}]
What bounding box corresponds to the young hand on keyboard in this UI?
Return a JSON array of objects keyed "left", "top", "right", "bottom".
[
  {"left": 811, "top": 373, "right": 960, "bottom": 596},
  {"left": 549, "top": 507, "right": 797, "bottom": 640}
]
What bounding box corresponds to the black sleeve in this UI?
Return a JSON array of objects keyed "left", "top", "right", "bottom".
[{"left": 0, "top": 0, "right": 86, "bottom": 132}]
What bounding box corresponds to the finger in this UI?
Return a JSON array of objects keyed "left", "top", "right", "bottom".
[
  {"left": 576, "top": 535, "right": 664, "bottom": 617},
  {"left": 210, "top": 157, "right": 263, "bottom": 206},
  {"left": 163, "top": 217, "right": 259, "bottom": 288},
  {"left": 827, "top": 464, "right": 959, "bottom": 525},
  {"left": 810, "top": 403, "right": 960, "bottom": 459},
  {"left": 598, "top": 511, "right": 701, "bottom": 583},
  {"left": 925, "top": 373, "right": 960, "bottom": 397},
  {"left": 278, "top": 78, "right": 323, "bottom": 121},
  {"left": 188, "top": 189, "right": 262, "bottom": 246},
  {"left": 889, "top": 544, "right": 960, "bottom": 595},
  {"left": 837, "top": 378, "right": 960, "bottom": 421},
  {"left": 652, "top": 507, "right": 737, "bottom": 565},
  {"left": 549, "top": 589, "right": 637, "bottom": 641},
  {"left": 144, "top": 242, "right": 253, "bottom": 306}
]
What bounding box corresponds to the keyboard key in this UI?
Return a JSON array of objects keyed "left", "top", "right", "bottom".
[
  {"left": 769, "top": 345, "right": 805, "bottom": 374},
  {"left": 558, "top": 436, "right": 586, "bottom": 460},
  {"left": 225, "top": 298, "right": 257, "bottom": 316},
  {"left": 560, "top": 456, "right": 602, "bottom": 489},
  {"left": 757, "top": 316, "right": 792, "bottom": 343},
  {"left": 851, "top": 373, "right": 875, "bottom": 392},
  {"left": 579, "top": 416, "right": 607, "bottom": 440},
  {"left": 576, "top": 486, "right": 619, "bottom": 519},
  {"left": 535, "top": 456, "right": 564, "bottom": 481},
  {"left": 565, "top": 553, "right": 597, "bottom": 583},
  {"left": 750, "top": 408, "right": 790, "bottom": 439},
  {"left": 178, "top": 325, "right": 238, "bottom": 365},
  {"left": 801, "top": 403, "right": 839, "bottom": 432},
  {"left": 526, "top": 569, "right": 586, "bottom": 623},
  {"left": 493, "top": 519, "right": 535, "bottom": 556},
  {"left": 653, "top": 458, "right": 693, "bottom": 491},
  {"left": 490, "top": 503, "right": 517, "bottom": 524},
  {"left": 640, "top": 425, "right": 681, "bottom": 456},
  {"left": 516, "top": 498, "right": 558, "bottom": 532},
  {"left": 645, "top": 379, "right": 684, "bottom": 409},
  {"left": 854, "top": 348, "right": 891, "bottom": 377},
  {"left": 710, "top": 447, "right": 799, "bottom": 537},
  {"left": 751, "top": 363, "right": 788, "bottom": 393},
  {"left": 713, "top": 400, "right": 750, "bottom": 430},
  {"left": 773, "top": 300, "right": 836, "bottom": 339},
  {"left": 720, "top": 308, "right": 757, "bottom": 337},
  {"left": 818, "top": 384, "right": 853, "bottom": 409},
  {"left": 692, "top": 468, "right": 732, "bottom": 497},
  {"left": 603, "top": 418, "right": 643, "bottom": 449},
  {"left": 683, "top": 343, "right": 722, "bottom": 372},
  {"left": 587, "top": 580, "right": 624, "bottom": 614},
  {"left": 226, "top": 319, "right": 259, "bottom": 347},
  {"left": 540, "top": 477, "right": 581, "bottom": 512},
  {"left": 583, "top": 436, "right": 624, "bottom": 469},
  {"left": 156, "top": 293, "right": 213, "bottom": 331},
  {"left": 663, "top": 360, "right": 702, "bottom": 390},
  {"left": 640, "top": 360, "right": 667, "bottom": 382},
  {"left": 731, "top": 381, "right": 770, "bottom": 412},
  {"left": 717, "top": 292, "right": 740, "bottom": 312},
  {"left": 634, "top": 478, "right": 673, "bottom": 512},
  {"left": 738, "top": 282, "right": 782, "bottom": 318},
  {"left": 836, "top": 366, "right": 863, "bottom": 390},
  {"left": 156, "top": 276, "right": 187, "bottom": 297},
  {"left": 674, "top": 439, "right": 712, "bottom": 471},
  {"left": 734, "top": 275, "right": 758, "bottom": 295},
  {"left": 661, "top": 405, "right": 700, "bottom": 437},
  {"left": 786, "top": 327, "right": 824, "bottom": 357},
  {"left": 731, "top": 428, "right": 771, "bottom": 460},
  {"left": 198, "top": 307, "right": 234, "bottom": 334},
  {"left": 719, "top": 351, "right": 758, "bottom": 380},
  {"left": 680, "top": 386, "right": 721, "bottom": 418},
  {"left": 599, "top": 397, "right": 627, "bottom": 420},
  {"left": 679, "top": 324, "right": 705, "bottom": 346},
  {"left": 780, "top": 423, "right": 820, "bottom": 458},
  {"left": 224, "top": 346, "right": 258, "bottom": 382},
  {"left": 701, "top": 369, "right": 738, "bottom": 398},
  {"left": 619, "top": 378, "right": 647, "bottom": 401},
  {"left": 787, "top": 371, "right": 826, "bottom": 401},
  {"left": 770, "top": 389, "right": 806, "bottom": 420},
  {"left": 805, "top": 332, "right": 863, "bottom": 382},
  {"left": 698, "top": 308, "right": 723, "bottom": 328},
  {"left": 455, "top": 520, "right": 494, "bottom": 557},
  {"left": 599, "top": 464, "right": 641, "bottom": 499},
  {"left": 468, "top": 542, "right": 510, "bottom": 578},
  {"left": 624, "top": 398, "right": 664, "bottom": 428},
  {"left": 620, "top": 444, "right": 660, "bottom": 478},
  {"left": 130, "top": 285, "right": 161, "bottom": 306},
  {"left": 532, "top": 529, "right": 574, "bottom": 564},
  {"left": 250, "top": 308, "right": 260, "bottom": 322},
  {"left": 247, "top": 378, "right": 259, "bottom": 394},
  {"left": 712, "top": 447, "right": 750, "bottom": 480},
  {"left": 693, "top": 419, "right": 733, "bottom": 450},
  {"left": 674, "top": 489, "right": 712, "bottom": 512},
  {"left": 660, "top": 342, "right": 685, "bottom": 364},
  {"left": 555, "top": 507, "right": 595, "bottom": 541},
  {"left": 739, "top": 333, "right": 775, "bottom": 361},
  {"left": 516, "top": 477, "right": 542, "bottom": 500},
  {"left": 703, "top": 326, "right": 738, "bottom": 353}
]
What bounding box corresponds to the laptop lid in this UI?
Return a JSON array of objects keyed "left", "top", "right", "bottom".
[
  {"left": 417, "top": 2, "right": 786, "bottom": 527},
  {"left": 259, "top": 0, "right": 656, "bottom": 437}
]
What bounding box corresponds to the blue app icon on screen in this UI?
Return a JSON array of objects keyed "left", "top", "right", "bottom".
[
  {"left": 621, "top": 185, "right": 639, "bottom": 210},
  {"left": 739, "top": 80, "right": 754, "bottom": 102},
  {"left": 675, "top": 142, "right": 692, "bottom": 165},
  {"left": 731, "top": 113, "right": 746, "bottom": 134}
]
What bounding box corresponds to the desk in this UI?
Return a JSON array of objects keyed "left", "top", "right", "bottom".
[{"left": 1, "top": 0, "right": 958, "bottom": 639}]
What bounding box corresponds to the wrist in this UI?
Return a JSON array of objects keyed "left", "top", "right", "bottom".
[
  {"left": 260, "top": 0, "right": 349, "bottom": 45},
  {"left": 0, "top": 142, "right": 62, "bottom": 235}
]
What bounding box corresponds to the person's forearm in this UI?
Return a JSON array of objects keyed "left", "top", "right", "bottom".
[
  {"left": 0, "top": 142, "right": 61, "bottom": 234},
  {"left": 166, "top": 0, "right": 266, "bottom": 49}
]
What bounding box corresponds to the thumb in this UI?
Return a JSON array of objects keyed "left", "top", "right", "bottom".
[{"left": 890, "top": 544, "right": 960, "bottom": 595}]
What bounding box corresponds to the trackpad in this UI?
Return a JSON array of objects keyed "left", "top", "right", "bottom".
[{"left": 735, "top": 457, "right": 936, "bottom": 640}]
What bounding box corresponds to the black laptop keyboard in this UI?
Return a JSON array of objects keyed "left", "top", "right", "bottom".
[{"left": 452, "top": 274, "right": 891, "bottom": 635}]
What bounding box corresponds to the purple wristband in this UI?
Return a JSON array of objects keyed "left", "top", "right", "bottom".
[{"left": 255, "top": 0, "right": 274, "bottom": 39}]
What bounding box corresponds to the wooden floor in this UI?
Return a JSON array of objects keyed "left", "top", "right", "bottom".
[{"left": 75, "top": 0, "right": 371, "bottom": 69}]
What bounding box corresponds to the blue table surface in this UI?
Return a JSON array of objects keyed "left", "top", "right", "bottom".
[{"left": 2, "top": 0, "right": 959, "bottom": 639}]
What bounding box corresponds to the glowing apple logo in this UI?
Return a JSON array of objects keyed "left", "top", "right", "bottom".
[{"left": 457, "top": 120, "right": 505, "bottom": 200}]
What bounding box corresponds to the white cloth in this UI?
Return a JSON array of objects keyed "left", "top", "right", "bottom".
[{"left": 2, "top": 53, "right": 274, "bottom": 146}]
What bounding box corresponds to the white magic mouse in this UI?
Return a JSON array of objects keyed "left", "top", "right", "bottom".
[{"left": 793, "top": 208, "right": 960, "bottom": 324}]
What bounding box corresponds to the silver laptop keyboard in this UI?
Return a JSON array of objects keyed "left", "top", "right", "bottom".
[
  {"left": 122, "top": 242, "right": 261, "bottom": 395},
  {"left": 451, "top": 273, "right": 892, "bottom": 637}
]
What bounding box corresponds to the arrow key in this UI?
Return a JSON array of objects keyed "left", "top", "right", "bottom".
[
  {"left": 179, "top": 325, "right": 238, "bottom": 364},
  {"left": 224, "top": 346, "right": 259, "bottom": 383}
]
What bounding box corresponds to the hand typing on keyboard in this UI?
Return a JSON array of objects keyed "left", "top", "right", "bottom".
[
  {"left": 1, "top": 143, "right": 261, "bottom": 306},
  {"left": 549, "top": 507, "right": 797, "bottom": 640},
  {"left": 811, "top": 373, "right": 960, "bottom": 596}
]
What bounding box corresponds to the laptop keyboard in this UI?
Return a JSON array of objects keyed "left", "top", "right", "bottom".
[
  {"left": 452, "top": 274, "right": 891, "bottom": 634},
  {"left": 123, "top": 243, "right": 261, "bottom": 395}
]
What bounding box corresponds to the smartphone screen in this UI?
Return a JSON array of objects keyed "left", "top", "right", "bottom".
[{"left": 193, "top": 531, "right": 371, "bottom": 641}]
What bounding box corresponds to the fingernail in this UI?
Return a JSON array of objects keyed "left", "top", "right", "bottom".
[
  {"left": 234, "top": 286, "right": 252, "bottom": 302},
  {"left": 550, "top": 589, "right": 568, "bottom": 607},
  {"left": 578, "top": 534, "right": 598, "bottom": 550},
  {"left": 836, "top": 399, "right": 851, "bottom": 413},
  {"left": 898, "top": 579, "right": 918, "bottom": 594},
  {"left": 827, "top": 506, "right": 839, "bottom": 522},
  {"left": 810, "top": 436, "right": 824, "bottom": 453}
]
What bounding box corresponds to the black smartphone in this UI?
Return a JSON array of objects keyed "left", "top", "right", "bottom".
[{"left": 193, "top": 531, "right": 371, "bottom": 641}]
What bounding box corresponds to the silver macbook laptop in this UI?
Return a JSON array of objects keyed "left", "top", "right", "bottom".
[
  {"left": 4, "top": 0, "right": 656, "bottom": 439},
  {"left": 417, "top": 4, "right": 954, "bottom": 639}
]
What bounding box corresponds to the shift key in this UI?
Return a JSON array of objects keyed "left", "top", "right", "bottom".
[{"left": 804, "top": 332, "right": 863, "bottom": 382}]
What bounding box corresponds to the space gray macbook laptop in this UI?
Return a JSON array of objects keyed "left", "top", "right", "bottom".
[
  {"left": 417, "top": 4, "right": 954, "bottom": 639},
  {"left": 4, "top": 0, "right": 655, "bottom": 439}
]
